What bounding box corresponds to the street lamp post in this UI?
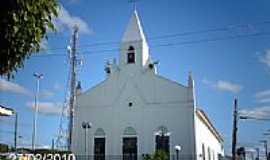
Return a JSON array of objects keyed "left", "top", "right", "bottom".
[
  {"left": 232, "top": 98, "right": 238, "bottom": 160},
  {"left": 14, "top": 112, "right": 18, "bottom": 152},
  {"left": 263, "top": 132, "right": 270, "bottom": 160},
  {"left": 82, "top": 121, "right": 92, "bottom": 159},
  {"left": 260, "top": 140, "right": 268, "bottom": 160},
  {"left": 256, "top": 148, "right": 260, "bottom": 160},
  {"left": 174, "top": 145, "right": 181, "bottom": 160},
  {"left": 32, "top": 72, "right": 43, "bottom": 151}
]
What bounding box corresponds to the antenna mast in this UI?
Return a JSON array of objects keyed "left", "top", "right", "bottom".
[{"left": 67, "top": 25, "right": 79, "bottom": 151}]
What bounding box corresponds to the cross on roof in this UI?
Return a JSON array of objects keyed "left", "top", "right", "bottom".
[{"left": 128, "top": 0, "right": 140, "bottom": 11}]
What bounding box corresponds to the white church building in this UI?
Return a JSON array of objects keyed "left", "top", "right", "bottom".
[{"left": 72, "top": 10, "right": 224, "bottom": 160}]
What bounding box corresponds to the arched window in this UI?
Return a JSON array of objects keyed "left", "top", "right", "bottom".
[
  {"left": 123, "top": 127, "right": 137, "bottom": 160},
  {"left": 128, "top": 46, "right": 135, "bottom": 51},
  {"left": 94, "top": 128, "right": 106, "bottom": 137},
  {"left": 123, "top": 126, "right": 137, "bottom": 136},
  {"left": 94, "top": 128, "right": 105, "bottom": 160},
  {"left": 127, "top": 46, "right": 135, "bottom": 64},
  {"left": 155, "top": 126, "right": 170, "bottom": 155},
  {"left": 156, "top": 126, "right": 169, "bottom": 135}
]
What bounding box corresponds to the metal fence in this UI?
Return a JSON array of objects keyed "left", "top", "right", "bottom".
[
  {"left": 74, "top": 154, "right": 199, "bottom": 160},
  {"left": 1, "top": 154, "right": 225, "bottom": 160}
]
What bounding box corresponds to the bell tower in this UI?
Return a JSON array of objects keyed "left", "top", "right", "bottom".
[{"left": 120, "top": 10, "right": 150, "bottom": 68}]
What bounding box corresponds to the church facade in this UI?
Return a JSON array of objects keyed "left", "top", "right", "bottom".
[{"left": 72, "top": 10, "right": 224, "bottom": 160}]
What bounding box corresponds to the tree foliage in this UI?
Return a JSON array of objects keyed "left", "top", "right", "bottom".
[
  {"left": 0, "top": 0, "right": 58, "bottom": 78},
  {"left": 143, "top": 150, "right": 169, "bottom": 160}
]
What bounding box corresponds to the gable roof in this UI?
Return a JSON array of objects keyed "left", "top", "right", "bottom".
[
  {"left": 77, "top": 72, "right": 189, "bottom": 107},
  {"left": 196, "top": 108, "right": 224, "bottom": 143}
]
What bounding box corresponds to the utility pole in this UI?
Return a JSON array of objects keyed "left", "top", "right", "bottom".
[
  {"left": 232, "top": 98, "right": 238, "bottom": 160},
  {"left": 68, "top": 25, "right": 79, "bottom": 151},
  {"left": 14, "top": 112, "right": 18, "bottom": 152},
  {"left": 32, "top": 73, "right": 43, "bottom": 151},
  {"left": 266, "top": 142, "right": 268, "bottom": 160},
  {"left": 51, "top": 139, "right": 55, "bottom": 151}
]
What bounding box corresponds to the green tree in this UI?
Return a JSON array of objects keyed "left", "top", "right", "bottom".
[
  {"left": 143, "top": 150, "right": 169, "bottom": 160},
  {"left": 0, "top": 0, "right": 58, "bottom": 78}
]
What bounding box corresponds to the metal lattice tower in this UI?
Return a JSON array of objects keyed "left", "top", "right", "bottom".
[
  {"left": 56, "top": 26, "right": 80, "bottom": 150},
  {"left": 55, "top": 60, "right": 71, "bottom": 150}
]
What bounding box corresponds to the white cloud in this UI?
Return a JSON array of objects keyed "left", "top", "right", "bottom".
[
  {"left": 244, "top": 147, "right": 256, "bottom": 153},
  {"left": 54, "top": 5, "right": 92, "bottom": 34},
  {"left": 67, "top": 0, "right": 80, "bottom": 4},
  {"left": 202, "top": 79, "right": 242, "bottom": 93},
  {"left": 0, "top": 79, "right": 31, "bottom": 96},
  {"left": 215, "top": 81, "right": 242, "bottom": 93},
  {"left": 37, "top": 145, "right": 51, "bottom": 149},
  {"left": 257, "top": 98, "right": 270, "bottom": 103},
  {"left": 40, "top": 90, "right": 55, "bottom": 98},
  {"left": 40, "top": 38, "right": 49, "bottom": 51},
  {"left": 53, "top": 82, "right": 62, "bottom": 91},
  {"left": 239, "top": 106, "right": 270, "bottom": 119},
  {"left": 259, "top": 50, "right": 270, "bottom": 67},
  {"left": 255, "top": 89, "right": 270, "bottom": 103},
  {"left": 255, "top": 89, "right": 270, "bottom": 98},
  {"left": 26, "top": 102, "right": 66, "bottom": 116}
]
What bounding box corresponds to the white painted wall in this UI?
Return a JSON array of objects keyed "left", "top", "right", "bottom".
[
  {"left": 72, "top": 67, "right": 197, "bottom": 158},
  {"left": 195, "top": 114, "right": 224, "bottom": 160}
]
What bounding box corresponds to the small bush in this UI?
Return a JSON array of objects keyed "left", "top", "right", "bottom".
[{"left": 143, "top": 150, "right": 169, "bottom": 160}]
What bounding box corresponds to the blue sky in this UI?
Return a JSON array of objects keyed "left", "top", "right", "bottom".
[{"left": 1, "top": 0, "right": 270, "bottom": 155}]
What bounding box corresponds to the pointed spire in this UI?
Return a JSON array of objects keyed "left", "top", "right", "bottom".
[
  {"left": 76, "top": 81, "right": 82, "bottom": 95},
  {"left": 122, "top": 10, "right": 146, "bottom": 43},
  {"left": 188, "top": 71, "right": 197, "bottom": 108},
  {"left": 188, "top": 71, "right": 194, "bottom": 88},
  {"left": 120, "top": 9, "right": 150, "bottom": 67}
]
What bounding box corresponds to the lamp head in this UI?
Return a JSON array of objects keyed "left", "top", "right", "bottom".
[
  {"left": 175, "top": 145, "right": 181, "bottom": 151},
  {"left": 81, "top": 121, "right": 92, "bottom": 129},
  {"left": 67, "top": 45, "right": 71, "bottom": 52},
  {"left": 33, "top": 73, "right": 44, "bottom": 79},
  {"left": 239, "top": 116, "right": 248, "bottom": 119}
]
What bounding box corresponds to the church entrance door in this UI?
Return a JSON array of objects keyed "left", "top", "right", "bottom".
[
  {"left": 122, "top": 137, "right": 137, "bottom": 160},
  {"left": 94, "top": 138, "right": 105, "bottom": 160}
]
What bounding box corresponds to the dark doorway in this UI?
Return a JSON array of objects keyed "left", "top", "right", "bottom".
[
  {"left": 127, "top": 52, "right": 135, "bottom": 64},
  {"left": 127, "top": 46, "right": 135, "bottom": 64},
  {"left": 94, "top": 138, "right": 105, "bottom": 160},
  {"left": 123, "top": 137, "right": 137, "bottom": 160},
  {"left": 155, "top": 135, "right": 170, "bottom": 155}
]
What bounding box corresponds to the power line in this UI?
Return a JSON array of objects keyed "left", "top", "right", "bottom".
[
  {"left": 42, "top": 20, "right": 270, "bottom": 52},
  {"left": 31, "top": 31, "right": 270, "bottom": 58},
  {"left": 151, "top": 31, "right": 270, "bottom": 48}
]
